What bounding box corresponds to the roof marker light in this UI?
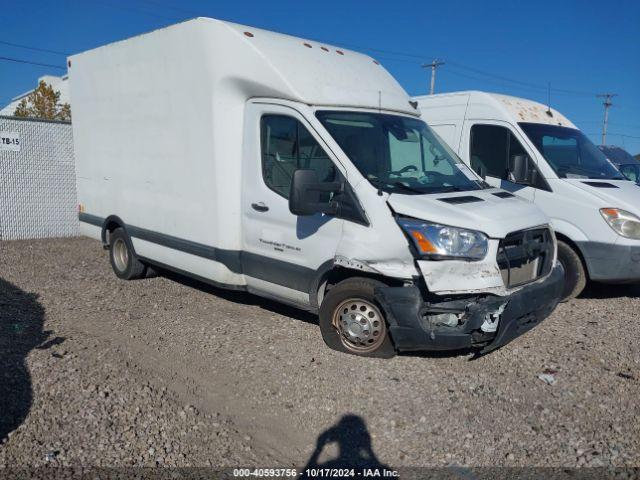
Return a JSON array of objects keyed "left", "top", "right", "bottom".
[
  {"left": 373, "top": 60, "right": 380, "bottom": 65},
  {"left": 243, "top": 31, "right": 254, "bottom": 37},
  {"left": 321, "top": 46, "right": 329, "bottom": 52},
  {"left": 303, "top": 43, "right": 312, "bottom": 48},
  {"left": 336, "top": 50, "right": 344, "bottom": 55}
]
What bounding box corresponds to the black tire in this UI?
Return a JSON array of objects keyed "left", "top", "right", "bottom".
[
  {"left": 319, "top": 278, "right": 396, "bottom": 358},
  {"left": 108, "top": 228, "right": 147, "bottom": 280},
  {"left": 557, "top": 241, "right": 587, "bottom": 301}
]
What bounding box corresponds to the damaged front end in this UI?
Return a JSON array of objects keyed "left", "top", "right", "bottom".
[
  {"left": 374, "top": 223, "right": 564, "bottom": 353},
  {"left": 333, "top": 198, "right": 564, "bottom": 353},
  {"left": 375, "top": 263, "right": 564, "bottom": 354}
]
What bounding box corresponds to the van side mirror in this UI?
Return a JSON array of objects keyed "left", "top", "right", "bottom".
[
  {"left": 289, "top": 169, "right": 342, "bottom": 216},
  {"left": 509, "top": 154, "right": 533, "bottom": 185}
]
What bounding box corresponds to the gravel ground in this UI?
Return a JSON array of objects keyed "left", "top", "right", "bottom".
[{"left": 0, "top": 237, "right": 639, "bottom": 469}]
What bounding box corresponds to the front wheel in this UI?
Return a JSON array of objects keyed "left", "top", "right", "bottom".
[
  {"left": 556, "top": 241, "right": 587, "bottom": 301},
  {"left": 319, "top": 278, "right": 396, "bottom": 358}
]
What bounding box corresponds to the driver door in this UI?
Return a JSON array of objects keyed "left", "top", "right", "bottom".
[{"left": 241, "top": 102, "right": 345, "bottom": 306}]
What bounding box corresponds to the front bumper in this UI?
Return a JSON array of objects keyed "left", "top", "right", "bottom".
[
  {"left": 376, "top": 263, "right": 564, "bottom": 353},
  {"left": 577, "top": 241, "right": 640, "bottom": 283}
]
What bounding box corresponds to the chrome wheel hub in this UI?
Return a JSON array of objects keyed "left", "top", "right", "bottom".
[
  {"left": 113, "top": 238, "right": 129, "bottom": 272},
  {"left": 334, "top": 299, "right": 385, "bottom": 353}
]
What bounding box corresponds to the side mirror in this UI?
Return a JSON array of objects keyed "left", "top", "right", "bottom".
[
  {"left": 289, "top": 169, "right": 342, "bottom": 216},
  {"left": 509, "top": 154, "right": 532, "bottom": 184}
]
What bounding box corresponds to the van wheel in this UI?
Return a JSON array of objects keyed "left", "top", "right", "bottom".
[
  {"left": 557, "top": 241, "right": 587, "bottom": 301},
  {"left": 319, "top": 278, "right": 395, "bottom": 358},
  {"left": 109, "top": 228, "right": 147, "bottom": 280}
]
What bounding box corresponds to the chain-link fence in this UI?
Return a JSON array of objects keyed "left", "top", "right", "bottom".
[{"left": 0, "top": 116, "right": 78, "bottom": 240}]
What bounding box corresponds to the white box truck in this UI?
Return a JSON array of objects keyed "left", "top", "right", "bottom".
[
  {"left": 416, "top": 91, "right": 640, "bottom": 300},
  {"left": 70, "top": 19, "right": 563, "bottom": 357}
]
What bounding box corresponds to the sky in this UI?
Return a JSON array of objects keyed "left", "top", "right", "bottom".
[{"left": 1, "top": 0, "right": 639, "bottom": 154}]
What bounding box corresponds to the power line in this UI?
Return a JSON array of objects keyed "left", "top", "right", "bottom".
[
  {"left": 574, "top": 120, "right": 640, "bottom": 130},
  {"left": 0, "top": 56, "right": 65, "bottom": 70},
  {"left": 0, "top": 3, "right": 609, "bottom": 105},
  {"left": 586, "top": 132, "right": 640, "bottom": 140},
  {"left": 608, "top": 133, "right": 640, "bottom": 140},
  {"left": 102, "top": 1, "right": 603, "bottom": 100},
  {"left": 447, "top": 60, "right": 549, "bottom": 92},
  {"left": 441, "top": 67, "right": 553, "bottom": 96},
  {"left": 334, "top": 42, "right": 431, "bottom": 61},
  {"left": 447, "top": 62, "right": 597, "bottom": 97},
  {"left": 135, "top": 0, "right": 200, "bottom": 17},
  {"left": 93, "top": 0, "right": 178, "bottom": 21},
  {"left": 330, "top": 40, "right": 600, "bottom": 98},
  {"left": 0, "top": 40, "right": 69, "bottom": 57}
]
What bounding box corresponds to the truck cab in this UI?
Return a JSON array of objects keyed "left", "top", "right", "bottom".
[{"left": 416, "top": 91, "right": 640, "bottom": 299}]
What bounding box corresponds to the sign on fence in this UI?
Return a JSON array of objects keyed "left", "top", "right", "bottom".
[{"left": 0, "top": 131, "right": 20, "bottom": 151}]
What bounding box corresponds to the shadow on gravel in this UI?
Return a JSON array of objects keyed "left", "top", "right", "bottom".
[
  {"left": 156, "top": 268, "right": 318, "bottom": 325},
  {"left": 580, "top": 282, "right": 640, "bottom": 299},
  {"left": 0, "top": 278, "right": 64, "bottom": 443},
  {"left": 300, "top": 414, "right": 391, "bottom": 476}
]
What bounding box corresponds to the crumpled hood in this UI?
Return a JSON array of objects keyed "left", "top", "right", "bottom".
[
  {"left": 563, "top": 179, "right": 640, "bottom": 214},
  {"left": 387, "top": 188, "right": 550, "bottom": 239}
]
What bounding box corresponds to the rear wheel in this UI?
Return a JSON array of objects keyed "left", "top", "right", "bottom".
[
  {"left": 557, "top": 241, "right": 587, "bottom": 301},
  {"left": 319, "top": 278, "right": 395, "bottom": 358},
  {"left": 108, "top": 228, "right": 147, "bottom": 280}
]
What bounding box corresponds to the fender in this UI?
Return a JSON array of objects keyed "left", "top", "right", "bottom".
[
  {"left": 100, "top": 215, "right": 139, "bottom": 257},
  {"left": 548, "top": 217, "right": 589, "bottom": 244}
]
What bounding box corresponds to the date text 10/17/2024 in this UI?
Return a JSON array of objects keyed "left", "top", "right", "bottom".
[{"left": 233, "top": 468, "right": 399, "bottom": 478}]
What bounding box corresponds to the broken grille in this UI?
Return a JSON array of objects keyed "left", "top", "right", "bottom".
[{"left": 497, "top": 228, "right": 554, "bottom": 288}]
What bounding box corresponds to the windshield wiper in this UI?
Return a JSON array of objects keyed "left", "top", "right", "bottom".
[
  {"left": 390, "top": 181, "right": 425, "bottom": 194},
  {"left": 368, "top": 179, "right": 425, "bottom": 194},
  {"left": 430, "top": 185, "right": 467, "bottom": 193}
]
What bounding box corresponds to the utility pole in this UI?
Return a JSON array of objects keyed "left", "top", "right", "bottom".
[
  {"left": 422, "top": 59, "right": 445, "bottom": 95},
  {"left": 596, "top": 93, "right": 617, "bottom": 145}
]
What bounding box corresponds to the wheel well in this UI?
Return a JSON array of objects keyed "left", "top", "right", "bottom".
[
  {"left": 315, "top": 266, "right": 405, "bottom": 308},
  {"left": 102, "top": 216, "right": 125, "bottom": 246},
  {"left": 555, "top": 232, "right": 589, "bottom": 279}
]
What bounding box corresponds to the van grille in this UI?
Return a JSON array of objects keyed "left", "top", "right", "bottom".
[{"left": 497, "top": 228, "right": 554, "bottom": 288}]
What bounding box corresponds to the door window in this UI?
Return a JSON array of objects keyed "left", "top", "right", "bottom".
[
  {"left": 470, "top": 124, "right": 540, "bottom": 180},
  {"left": 470, "top": 124, "right": 509, "bottom": 178},
  {"left": 619, "top": 164, "right": 639, "bottom": 182},
  {"left": 261, "top": 115, "right": 337, "bottom": 199}
]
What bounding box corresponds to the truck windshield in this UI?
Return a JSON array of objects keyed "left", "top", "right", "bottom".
[
  {"left": 316, "top": 111, "right": 485, "bottom": 194},
  {"left": 519, "top": 122, "right": 625, "bottom": 180}
]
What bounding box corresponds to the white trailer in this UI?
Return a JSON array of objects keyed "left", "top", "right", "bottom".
[
  {"left": 416, "top": 91, "right": 640, "bottom": 300},
  {"left": 70, "top": 19, "right": 563, "bottom": 357}
]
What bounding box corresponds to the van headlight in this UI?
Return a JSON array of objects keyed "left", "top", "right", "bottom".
[
  {"left": 600, "top": 208, "right": 640, "bottom": 239},
  {"left": 397, "top": 218, "right": 488, "bottom": 260}
]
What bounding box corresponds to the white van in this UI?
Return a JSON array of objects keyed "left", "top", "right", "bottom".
[
  {"left": 70, "top": 19, "right": 563, "bottom": 357},
  {"left": 416, "top": 91, "right": 640, "bottom": 300}
]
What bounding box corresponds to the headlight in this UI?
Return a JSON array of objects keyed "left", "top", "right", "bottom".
[
  {"left": 600, "top": 208, "right": 640, "bottom": 239},
  {"left": 397, "top": 218, "right": 488, "bottom": 260}
]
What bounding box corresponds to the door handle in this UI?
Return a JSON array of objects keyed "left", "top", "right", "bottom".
[{"left": 251, "top": 202, "right": 269, "bottom": 212}]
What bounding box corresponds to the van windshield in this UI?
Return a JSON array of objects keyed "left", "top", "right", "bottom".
[
  {"left": 519, "top": 122, "right": 625, "bottom": 180},
  {"left": 316, "top": 111, "right": 485, "bottom": 194}
]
